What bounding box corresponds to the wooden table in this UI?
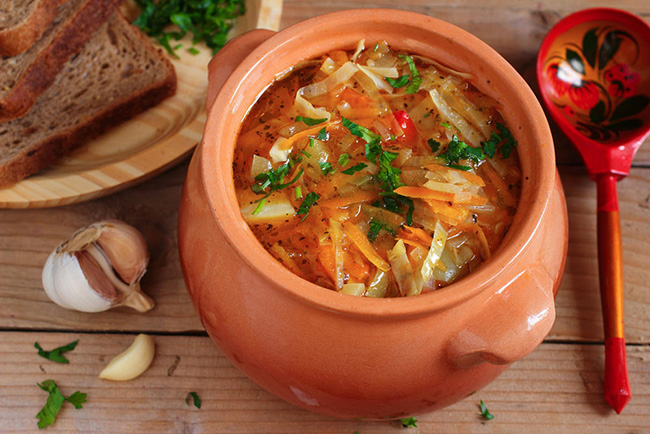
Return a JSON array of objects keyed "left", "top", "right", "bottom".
[{"left": 2, "top": 1, "right": 649, "bottom": 431}]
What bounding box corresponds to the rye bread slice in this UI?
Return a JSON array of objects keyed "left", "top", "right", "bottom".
[
  {"left": 0, "top": 0, "right": 123, "bottom": 121},
  {"left": 0, "top": 13, "right": 177, "bottom": 187},
  {"left": 0, "top": 0, "right": 68, "bottom": 56}
]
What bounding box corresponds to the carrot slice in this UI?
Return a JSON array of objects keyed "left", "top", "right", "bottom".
[
  {"left": 396, "top": 226, "right": 434, "bottom": 248},
  {"left": 424, "top": 199, "right": 469, "bottom": 225},
  {"left": 341, "top": 221, "right": 390, "bottom": 271},
  {"left": 319, "top": 190, "right": 377, "bottom": 208},
  {"left": 393, "top": 186, "right": 455, "bottom": 201},
  {"left": 279, "top": 120, "right": 341, "bottom": 150}
]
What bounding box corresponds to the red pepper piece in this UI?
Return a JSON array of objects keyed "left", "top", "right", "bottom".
[{"left": 393, "top": 110, "right": 418, "bottom": 144}]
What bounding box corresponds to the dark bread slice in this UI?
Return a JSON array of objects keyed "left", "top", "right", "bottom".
[
  {"left": 0, "top": 0, "right": 123, "bottom": 121},
  {"left": 0, "top": 0, "right": 68, "bottom": 56},
  {"left": 0, "top": 13, "right": 177, "bottom": 187}
]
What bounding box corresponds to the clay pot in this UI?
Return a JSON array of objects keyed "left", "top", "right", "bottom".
[{"left": 178, "top": 9, "right": 568, "bottom": 419}]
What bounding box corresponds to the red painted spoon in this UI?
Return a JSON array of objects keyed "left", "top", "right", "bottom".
[{"left": 537, "top": 8, "right": 650, "bottom": 414}]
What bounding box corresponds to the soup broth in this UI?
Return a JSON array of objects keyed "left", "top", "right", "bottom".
[{"left": 233, "top": 40, "right": 521, "bottom": 298}]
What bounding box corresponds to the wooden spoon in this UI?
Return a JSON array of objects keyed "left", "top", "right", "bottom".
[{"left": 537, "top": 8, "right": 650, "bottom": 414}]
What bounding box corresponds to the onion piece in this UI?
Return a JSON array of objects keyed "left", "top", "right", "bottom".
[
  {"left": 300, "top": 62, "right": 358, "bottom": 98},
  {"left": 357, "top": 64, "right": 394, "bottom": 94},
  {"left": 388, "top": 240, "right": 416, "bottom": 296},
  {"left": 351, "top": 39, "right": 365, "bottom": 62},
  {"left": 341, "top": 283, "right": 366, "bottom": 296},
  {"left": 250, "top": 155, "right": 272, "bottom": 179}
]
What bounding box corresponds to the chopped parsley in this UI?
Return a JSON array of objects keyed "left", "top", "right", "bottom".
[
  {"left": 496, "top": 123, "right": 518, "bottom": 158},
  {"left": 399, "top": 55, "right": 422, "bottom": 94},
  {"left": 319, "top": 162, "right": 336, "bottom": 176},
  {"left": 316, "top": 127, "right": 329, "bottom": 141},
  {"left": 342, "top": 163, "right": 368, "bottom": 175},
  {"left": 441, "top": 121, "right": 451, "bottom": 129},
  {"left": 342, "top": 118, "right": 381, "bottom": 144},
  {"left": 296, "top": 192, "right": 320, "bottom": 221},
  {"left": 400, "top": 417, "right": 418, "bottom": 428},
  {"left": 367, "top": 220, "right": 395, "bottom": 242},
  {"left": 309, "top": 137, "right": 315, "bottom": 147},
  {"left": 36, "top": 380, "right": 86, "bottom": 429},
  {"left": 250, "top": 158, "right": 304, "bottom": 213},
  {"left": 338, "top": 153, "right": 351, "bottom": 167},
  {"left": 439, "top": 135, "right": 483, "bottom": 165},
  {"left": 481, "top": 132, "right": 500, "bottom": 158},
  {"left": 34, "top": 340, "right": 78, "bottom": 364},
  {"left": 295, "top": 186, "right": 303, "bottom": 199},
  {"left": 300, "top": 150, "right": 312, "bottom": 158},
  {"left": 449, "top": 164, "right": 472, "bottom": 171},
  {"left": 133, "top": 0, "right": 246, "bottom": 57},
  {"left": 295, "top": 115, "right": 327, "bottom": 126},
  {"left": 385, "top": 75, "right": 410, "bottom": 88},
  {"left": 428, "top": 138, "right": 441, "bottom": 153},
  {"left": 479, "top": 400, "right": 494, "bottom": 420},
  {"left": 185, "top": 392, "right": 202, "bottom": 409}
]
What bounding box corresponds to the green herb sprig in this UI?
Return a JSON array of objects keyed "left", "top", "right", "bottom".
[
  {"left": 133, "top": 0, "right": 246, "bottom": 57},
  {"left": 186, "top": 391, "right": 202, "bottom": 409},
  {"left": 399, "top": 55, "right": 422, "bottom": 94},
  {"left": 296, "top": 192, "right": 320, "bottom": 221},
  {"left": 479, "top": 400, "right": 494, "bottom": 420},
  {"left": 400, "top": 416, "right": 418, "bottom": 428},
  {"left": 296, "top": 116, "right": 327, "bottom": 126},
  {"left": 36, "top": 380, "right": 86, "bottom": 429},
  {"left": 34, "top": 340, "right": 78, "bottom": 364}
]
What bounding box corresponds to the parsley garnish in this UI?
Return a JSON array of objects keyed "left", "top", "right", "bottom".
[
  {"left": 481, "top": 132, "right": 500, "bottom": 158},
  {"left": 36, "top": 380, "right": 86, "bottom": 429},
  {"left": 428, "top": 138, "right": 441, "bottom": 153},
  {"left": 34, "top": 340, "right": 78, "bottom": 364},
  {"left": 295, "top": 115, "right": 327, "bottom": 126},
  {"left": 367, "top": 220, "right": 395, "bottom": 242},
  {"left": 250, "top": 158, "right": 304, "bottom": 213},
  {"left": 342, "top": 118, "right": 381, "bottom": 144},
  {"left": 399, "top": 55, "right": 422, "bottom": 94},
  {"left": 338, "top": 153, "right": 351, "bottom": 167},
  {"left": 133, "top": 0, "right": 246, "bottom": 57},
  {"left": 316, "top": 127, "right": 329, "bottom": 141},
  {"left": 439, "top": 135, "right": 484, "bottom": 165},
  {"left": 385, "top": 75, "right": 410, "bottom": 88},
  {"left": 449, "top": 164, "right": 472, "bottom": 171},
  {"left": 295, "top": 186, "right": 303, "bottom": 199},
  {"left": 400, "top": 416, "right": 418, "bottom": 428},
  {"left": 296, "top": 192, "right": 320, "bottom": 221},
  {"left": 479, "top": 400, "right": 494, "bottom": 420},
  {"left": 300, "top": 150, "right": 312, "bottom": 158},
  {"left": 496, "top": 123, "right": 517, "bottom": 158},
  {"left": 186, "top": 392, "right": 202, "bottom": 409},
  {"left": 342, "top": 163, "right": 368, "bottom": 175},
  {"left": 441, "top": 121, "right": 451, "bottom": 129},
  {"left": 319, "top": 162, "right": 336, "bottom": 176}
]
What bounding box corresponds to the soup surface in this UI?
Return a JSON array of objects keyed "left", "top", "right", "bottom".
[{"left": 234, "top": 40, "right": 521, "bottom": 297}]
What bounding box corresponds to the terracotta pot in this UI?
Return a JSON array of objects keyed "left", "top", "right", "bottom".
[{"left": 178, "top": 9, "right": 568, "bottom": 419}]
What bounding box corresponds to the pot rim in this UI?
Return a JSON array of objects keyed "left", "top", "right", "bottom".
[{"left": 199, "top": 9, "right": 556, "bottom": 318}]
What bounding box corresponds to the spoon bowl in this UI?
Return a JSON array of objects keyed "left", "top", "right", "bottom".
[{"left": 537, "top": 8, "right": 650, "bottom": 414}]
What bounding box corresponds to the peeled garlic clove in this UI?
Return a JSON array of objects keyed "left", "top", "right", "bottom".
[
  {"left": 41, "top": 220, "right": 154, "bottom": 313},
  {"left": 99, "top": 334, "right": 155, "bottom": 381}
]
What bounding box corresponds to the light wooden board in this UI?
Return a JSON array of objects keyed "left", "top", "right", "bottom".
[
  {"left": 0, "top": 0, "right": 282, "bottom": 209},
  {"left": 2, "top": 165, "right": 649, "bottom": 344},
  {"left": 0, "top": 332, "right": 648, "bottom": 431}
]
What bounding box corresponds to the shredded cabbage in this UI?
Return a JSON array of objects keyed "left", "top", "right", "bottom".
[
  {"left": 428, "top": 89, "right": 485, "bottom": 146},
  {"left": 341, "top": 283, "right": 366, "bottom": 296},
  {"left": 419, "top": 221, "right": 448, "bottom": 288},
  {"left": 388, "top": 240, "right": 416, "bottom": 296}
]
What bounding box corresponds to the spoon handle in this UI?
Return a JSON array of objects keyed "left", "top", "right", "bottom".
[{"left": 596, "top": 174, "right": 631, "bottom": 414}]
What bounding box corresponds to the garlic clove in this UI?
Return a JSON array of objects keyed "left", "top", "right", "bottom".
[
  {"left": 41, "top": 220, "right": 154, "bottom": 313},
  {"left": 94, "top": 220, "right": 149, "bottom": 285},
  {"left": 98, "top": 334, "right": 155, "bottom": 381}
]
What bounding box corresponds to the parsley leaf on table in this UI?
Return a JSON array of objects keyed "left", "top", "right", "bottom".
[
  {"left": 479, "top": 400, "right": 495, "bottom": 420},
  {"left": 186, "top": 391, "right": 202, "bottom": 409},
  {"left": 36, "top": 380, "right": 86, "bottom": 429},
  {"left": 34, "top": 340, "right": 78, "bottom": 364},
  {"left": 400, "top": 416, "right": 418, "bottom": 428}
]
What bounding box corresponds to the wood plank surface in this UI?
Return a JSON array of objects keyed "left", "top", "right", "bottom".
[
  {"left": 1, "top": 332, "right": 648, "bottom": 432},
  {"left": 2, "top": 165, "right": 649, "bottom": 344}
]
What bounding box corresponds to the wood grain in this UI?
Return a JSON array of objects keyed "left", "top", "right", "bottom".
[
  {"left": 2, "top": 165, "right": 649, "bottom": 344},
  {"left": 0, "top": 332, "right": 648, "bottom": 431}
]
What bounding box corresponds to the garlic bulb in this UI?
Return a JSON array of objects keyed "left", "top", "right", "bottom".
[{"left": 41, "top": 220, "right": 154, "bottom": 313}]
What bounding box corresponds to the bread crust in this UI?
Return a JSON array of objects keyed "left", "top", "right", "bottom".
[
  {"left": 0, "top": 0, "right": 124, "bottom": 122},
  {"left": 0, "top": 0, "right": 61, "bottom": 56},
  {"left": 0, "top": 17, "right": 178, "bottom": 187}
]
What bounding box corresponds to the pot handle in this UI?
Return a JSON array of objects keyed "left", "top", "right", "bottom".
[
  {"left": 447, "top": 266, "right": 556, "bottom": 368},
  {"left": 206, "top": 29, "right": 276, "bottom": 114}
]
